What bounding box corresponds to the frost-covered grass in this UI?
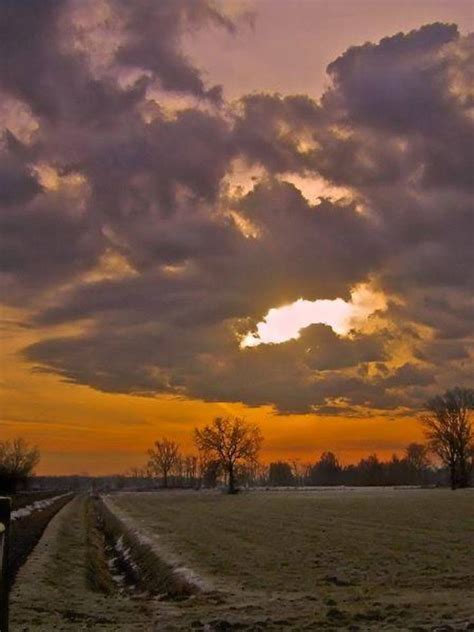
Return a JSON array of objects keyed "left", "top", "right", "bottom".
[
  {"left": 11, "top": 493, "right": 71, "bottom": 521},
  {"left": 9, "top": 493, "right": 73, "bottom": 585},
  {"left": 9, "top": 489, "right": 474, "bottom": 630},
  {"left": 10, "top": 490, "right": 64, "bottom": 511},
  {"left": 106, "top": 488, "right": 474, "bottom": 630},
  {"left": 101, "top": 495, "right": 210, "bottom": 596},
  {"left": 10, "top": 496, "right": 156, "bottom": 631}
]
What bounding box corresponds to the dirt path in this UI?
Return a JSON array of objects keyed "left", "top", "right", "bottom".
[{"left": 10, "top": 495, "right": 156, "bottom": 631}]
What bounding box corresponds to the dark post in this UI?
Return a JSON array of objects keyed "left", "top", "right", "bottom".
[{"left": 0, "top": 497, "right": 11, "bottom": 632}]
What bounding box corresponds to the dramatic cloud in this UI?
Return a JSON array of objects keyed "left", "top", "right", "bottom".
[
  {"left": 0, "top": 3, "right": 472, "bottom": 416},
  {"left": 241, "top": 284, "right": 386, "bottom": 347}
]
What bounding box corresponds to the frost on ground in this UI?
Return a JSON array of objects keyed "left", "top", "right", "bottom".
[
  {"left": 10, "top": 496, "right": 156, "bottom": 631},
  {"left": 103, "top": 495, "right": 213, "bottom": 594},
  {"left": 114, "top": 534, "right": 139, "bottom": 573},
  {"left": 107, "top": 488, "right": 474, "bottom": 631},
  {"left": 9, "top": 489, "right": 474, "bottom": 630},
  {"left": 11, "top": 493, "right": 71, "bottom": 521},
  {"left": 11, "top": 494, "right": 336, "bottom": 631}
]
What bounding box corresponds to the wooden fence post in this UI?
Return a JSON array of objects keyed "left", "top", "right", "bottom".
[{"left": 0, "top": 497, "right": 11, "bottom": 632}]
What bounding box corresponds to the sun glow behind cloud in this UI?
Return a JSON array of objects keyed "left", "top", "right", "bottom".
[{"left": 241, "top": 284, "right": 386, "bottom": 347}]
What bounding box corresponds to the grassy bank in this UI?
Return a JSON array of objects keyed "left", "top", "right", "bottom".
[
  {"left": 10, "top": 495, "right": 155, "bottom": 631},
  {"left": 97, "top": 497, "right": 197, "bottom": 598},
  {"left": 9, "top": 493, "right": 73, "bottom": 585}
]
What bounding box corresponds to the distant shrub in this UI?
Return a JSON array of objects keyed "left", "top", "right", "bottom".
[{"left": 0, "top": 438, "right": 40, "bottom": 493}]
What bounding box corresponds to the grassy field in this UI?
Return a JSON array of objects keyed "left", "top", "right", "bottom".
[
  {"left": 106, "top": 488, "right": 474, "bottom": 630},
  {"left": 9, "top": 488, "right": 474, "bottom": 630}
]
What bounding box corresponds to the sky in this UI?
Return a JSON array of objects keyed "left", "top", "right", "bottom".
[{"left": 0, "top": 0, "right": 472, "bottom": 475}]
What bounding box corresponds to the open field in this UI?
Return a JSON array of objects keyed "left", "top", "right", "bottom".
[
  {"left": 10, "top": 488, "right": 474, "bottom": 630},
  {"left": 108, "top": 488, "right": 474, "bottom": 629}
]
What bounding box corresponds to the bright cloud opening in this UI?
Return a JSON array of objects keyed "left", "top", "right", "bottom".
[{"left": 241, "top": 284, "right": 386, "bottom": 348}]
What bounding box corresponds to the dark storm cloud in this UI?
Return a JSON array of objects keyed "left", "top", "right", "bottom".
[
  {"left": 32, "top": 181, "right": 380, "bottom": 331},
  {"left": 0, "top": 151, "right": 42, "bottom": 206},
  {"left": 0, "top": 188, "right": 103, "bottom": 296},
  {"left": 301, "top": 325, "right": 388, "bottom": 372},
  {"left": 324, "top": 23, "right": 459, "bottom": 133},
  {"left": 233, "top": 94, "right": 323, "bottom": 173},
  {"left": 311, "top": 24, "right": 474, "bottom": 336},
  {"left": 0, "top": 0, "right": 236, "bottom": 299},
  {"left": 0, "top": 0, "right": 64, "bottom": 120},
  {"left": 25, "top": 322, "right": 390, "bottom": 414},
  {"left": 415, "top": 340, "right": 470, "bottom": 364},
  {"left": 236, "top": 181, "right": 381, "bottom": 303},
  {"left": 114, "top": 0, "right": 234, "bottom": 101},
  {"left": 0, "top": 0, "right": 230, "bottom": 124},
  {"left": 379, "top": 363, "right": 436, "bottom": 388},
  {"left": 0, "top": 0, "right": 146, "bottom": 125},
  {"left": 0, "top": 5, "right": 471, "bottom": 414}
]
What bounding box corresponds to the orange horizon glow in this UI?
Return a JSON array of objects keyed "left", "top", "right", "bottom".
[
  {"left": 2, "top": 408, "right": 425, "bottom": 477},
  {"left": 0, "top": 303, "right": 424, "bottom": 476}
]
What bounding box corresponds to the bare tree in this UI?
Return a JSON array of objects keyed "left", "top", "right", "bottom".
[
  {"left": 421, "top": 387, "right": 474, "bottom": 489},
  {"left": 405, "top": 443, "right": 430, "bottom": 470},
  {"left": 183, "top": 455, "right": 198, "bottom": 487},
  {"left": 125, "top": 466, "right": 146, "bottom": 479},
  {"left": 194, "top": 417, "right": 263, "bottom": 494},
  {"left": 147, "top": 438, "right": 180, "bottom": 488},
  {"left": 405, "top": 442, "right": 430, "bottom": 484},
  {"left": 290, "top": 459, "right": 303, "bottom": 486},
  {"left": 0, "top": 438, "right": 40, "bottom": 492}
]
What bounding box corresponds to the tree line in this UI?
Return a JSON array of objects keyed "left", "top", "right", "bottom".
[
  {"left": 144, "top": 417, "right": 263, "bottom": 494},
  {"left": 135, "top": 387, "right": 474, "bottom": 493},
  {"left": 1, "top": 386, "right": 472, "bottom": 494},
  {"left": 138, "top": 438, "right": 458, "bottom": 491},
  {"left": 268, "top": 446, "right": 434, "bottom": 487}
]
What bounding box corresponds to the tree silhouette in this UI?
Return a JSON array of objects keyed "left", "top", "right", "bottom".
[
  {"left": 268, "top": 461, "right": 295, "bottom": 486},
  {"left": 405, "top": 442, "right": 430, "bottom": 484},
  {"left": 310, "top": 451, "right": 342, "bottom": 486},
  {"left": 422, "top": 387, "right": 473, "bottom": 489},
  {"left": 147, "top": 438, "right": 180, "bottom": 488},
  {"left": 0, "top": 438, "right": 40, "bottom": 493},
  {"left": 194, "top": 417, "right": 263, "bottom": 494}
]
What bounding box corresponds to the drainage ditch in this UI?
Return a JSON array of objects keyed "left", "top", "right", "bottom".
[{"left": 88, "top": 496, "right": 196, "bottom": 601}]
